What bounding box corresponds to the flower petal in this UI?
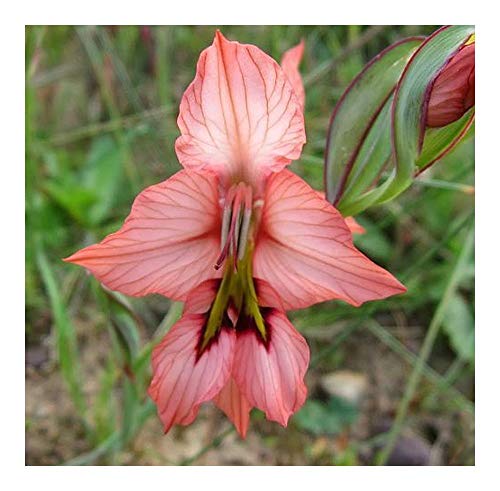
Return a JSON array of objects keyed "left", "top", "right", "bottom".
[
  {"left": 184, "top": 279, "right": 219, "bottom": 314},
  {"left": 427, "top": 43, "right": 475, "bottom": 128},
  {"left": 148, "top": 313, "right": 235, "bottom": 433},
  {"left": 213, "top": 377, "right": 252, "bottom": 438},
  {"left": 175, "top": 31, "right": 306, "bottom": 188},
  {"left": 254, "top": 278, "right": 285, "bottom": 310},
  {"left": 64, "top": 170, "right": 221, "bottom": 301},
  {"left": 281, "top": 40, "right": 305, "bottom": 111},
  {"left": 232, "top": 309, "right": 309, "bottom": 427},
  {"left": 344, "top": 216, "right": 366, "bottom": 235},
  {"left": 253, "top": 170, "right": 406, "bottom": 310},
  {"left": 313, "top": 191, "right": 365, "bottom": 234}
]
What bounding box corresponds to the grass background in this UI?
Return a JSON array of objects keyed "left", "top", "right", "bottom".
[{"left": 25, "top": 25, "right": 474, "bottom": 465}]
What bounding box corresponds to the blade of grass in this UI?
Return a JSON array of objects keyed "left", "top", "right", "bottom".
[
  {"left": 303, "top": 25, "right": 388, "bottom": 88},
  {"left": 60, "top": 302, "right": 183, "bottom": 465},
  {"left": 179, "top": 427, "right": 235, "bottom": 466},
  {"left": 96, "top": 27, "right": 165, "bottom": 165},
  {"left": 35, "top": 246, "right": 89, "bottom": 428},
  {"left": 132, "top": 301, "right": 183, "bottom": 375},
  {"left": 375, "top": 226, "right": 474, "bottom": 465},
  {"left": 414, "top": 178, "right": 474, "bottom": 194},
  {"left": 63, "top": 433, "right": 120, "bottom": 466},
  {"left": 366, "top": 320, "right": 473, "bottom": 414},
  {"left": 49, "top": 105, "right": 173, "bottom": 146},
  {"left": 422, "top": 356, "right": 469, "bottom": 409},
  {"left": 154, "top": 27, "right": 173, "bottom": 109},
  {"left": 401, "top": 211, "right": 473, "bottom": 281},
  {"left": 63, "top": 399, "right": 157, "bottom": 465},
  {"left": 76, "top": 26, "right": 141, "bottom": 190},
  {"left": 93, "top": 359, "right": 118, "bottom": 443}
]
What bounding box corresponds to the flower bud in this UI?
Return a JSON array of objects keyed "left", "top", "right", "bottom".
[{"left": 426, "top": 40, "right": 475, "bottom": 128}]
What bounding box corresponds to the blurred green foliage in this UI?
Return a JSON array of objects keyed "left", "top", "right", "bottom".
[
  {"left": 295, "top": 396, "right": 359, "bottom": 436},
  {"left": 25, "top": 25, "right": 474, "bottom": 466}
]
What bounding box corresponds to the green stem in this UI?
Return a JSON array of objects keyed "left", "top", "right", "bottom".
[{"left": 375, "top": 227, "right": 474, "bottom": 465}]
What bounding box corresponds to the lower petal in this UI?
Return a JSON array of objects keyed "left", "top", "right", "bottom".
[
  {"left": 148, "top": 313, "right": 235, "bottom": 433},
  {"left": 213, "top": 377, "right": 252, "bottom": 438},
  {"left": 232, "top": 309, "right": 309, "bottom": 427}
]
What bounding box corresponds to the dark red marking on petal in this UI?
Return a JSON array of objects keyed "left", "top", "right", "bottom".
[
  {"left": 235, "top": 307, "right": 275, "bottom": 351},
  {"left": 195, "top": 311, "right": 233, "bottom": 362}
]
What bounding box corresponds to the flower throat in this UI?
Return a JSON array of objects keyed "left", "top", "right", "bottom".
[{"left": 198, "top": 183, "right": 267, "bottom": 354}]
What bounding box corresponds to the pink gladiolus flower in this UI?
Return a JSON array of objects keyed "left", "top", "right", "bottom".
[{"left": 65, "top": 31, "right": 406, "bottom": 437}]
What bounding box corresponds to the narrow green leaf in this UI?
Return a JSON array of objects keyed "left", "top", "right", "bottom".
[
  {"left": 94, "top": 284, "right": 142, "bottom": 369},
  {"left": 36, "top": 247, "right": 87, "bottom": 418},
  {"left": 416, "top": 109, "right": 475, "bottom": 172},
  {"left": 336, "top": 97, "right": 394, "bottom": 216},
  {"left": 325, "top": 37, "right": 424, "bottom": 205},
  {"left": 93, "top": 359, "right": 118, "bottom": 442},
  {"left": 442, "top": 293, "right": 475, "bottom": 363},
  {"left": 132, "top": 301, "right": 183, "bottom": 376}
]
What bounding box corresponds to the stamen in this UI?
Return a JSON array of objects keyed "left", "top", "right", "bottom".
[
  {"left": 238, "top": 186, "right": 253, "bottom": 261},
  {"left": 214, "top": 182, "right": 253, "bottom": 271},
  {"left": 229, "top": 184, "right": 244, "bottom": 269},
  {"left": 219, "top": 186, "right": 236, "bottom": 251}
]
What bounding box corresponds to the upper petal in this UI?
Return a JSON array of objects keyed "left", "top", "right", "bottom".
[
  {"left": 213, "top": 377, "right": 252, "bottom": 438},
  {"left": 280, "top": 40, "right": 305, "bottom": 111},
  {"left": 253, "top": 170, "right": 406, "bottom": 310},
  {"left": 232, "top": 309, "right": 309, "bottom": 427},
  {"left": 148, "top": 313, "right": 235, "bottom": 433},
  {"left": 64, "top": 169, "right": 221, "bottom": 301},
  {"left": 175, "top": 31, "right": 306, "bottom": 188}
]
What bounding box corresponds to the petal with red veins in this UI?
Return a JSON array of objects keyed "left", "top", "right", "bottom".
[
  {"left": 213, "top": 377, "right": 252, "bottom": 438},
  {"left": 184, "top": 279, "right": 219, "bottom": 314},
  {"left": 233, "top": 309, "right": 309, "bottom": 427},
  {"left": 64, "top": 170, "right": 221, "bottom": 301},
  {"left": 344, "top": 216, "right": 366, "bottom": 235},
  {"left": 254, "top": 278, "right": 285, "bottom": 310},
  {"left": 313, "top": 191, "right": 365, "bottom": 235},
  {"left": 253, "top": 170, "right": 406, "bottom": 310},
  {"left": 148, "top": 313, "right": 235, "bottom": 433},
  {"left": 175, "top": 31, "right": 306, "bottom": 188},
  {"left": 281, "top": 40, "right": 305, "bottom": 111}
]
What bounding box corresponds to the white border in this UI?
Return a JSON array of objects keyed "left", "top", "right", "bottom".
[{"left": 4, "top": 0, "right": 499, "bottom": 486}]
